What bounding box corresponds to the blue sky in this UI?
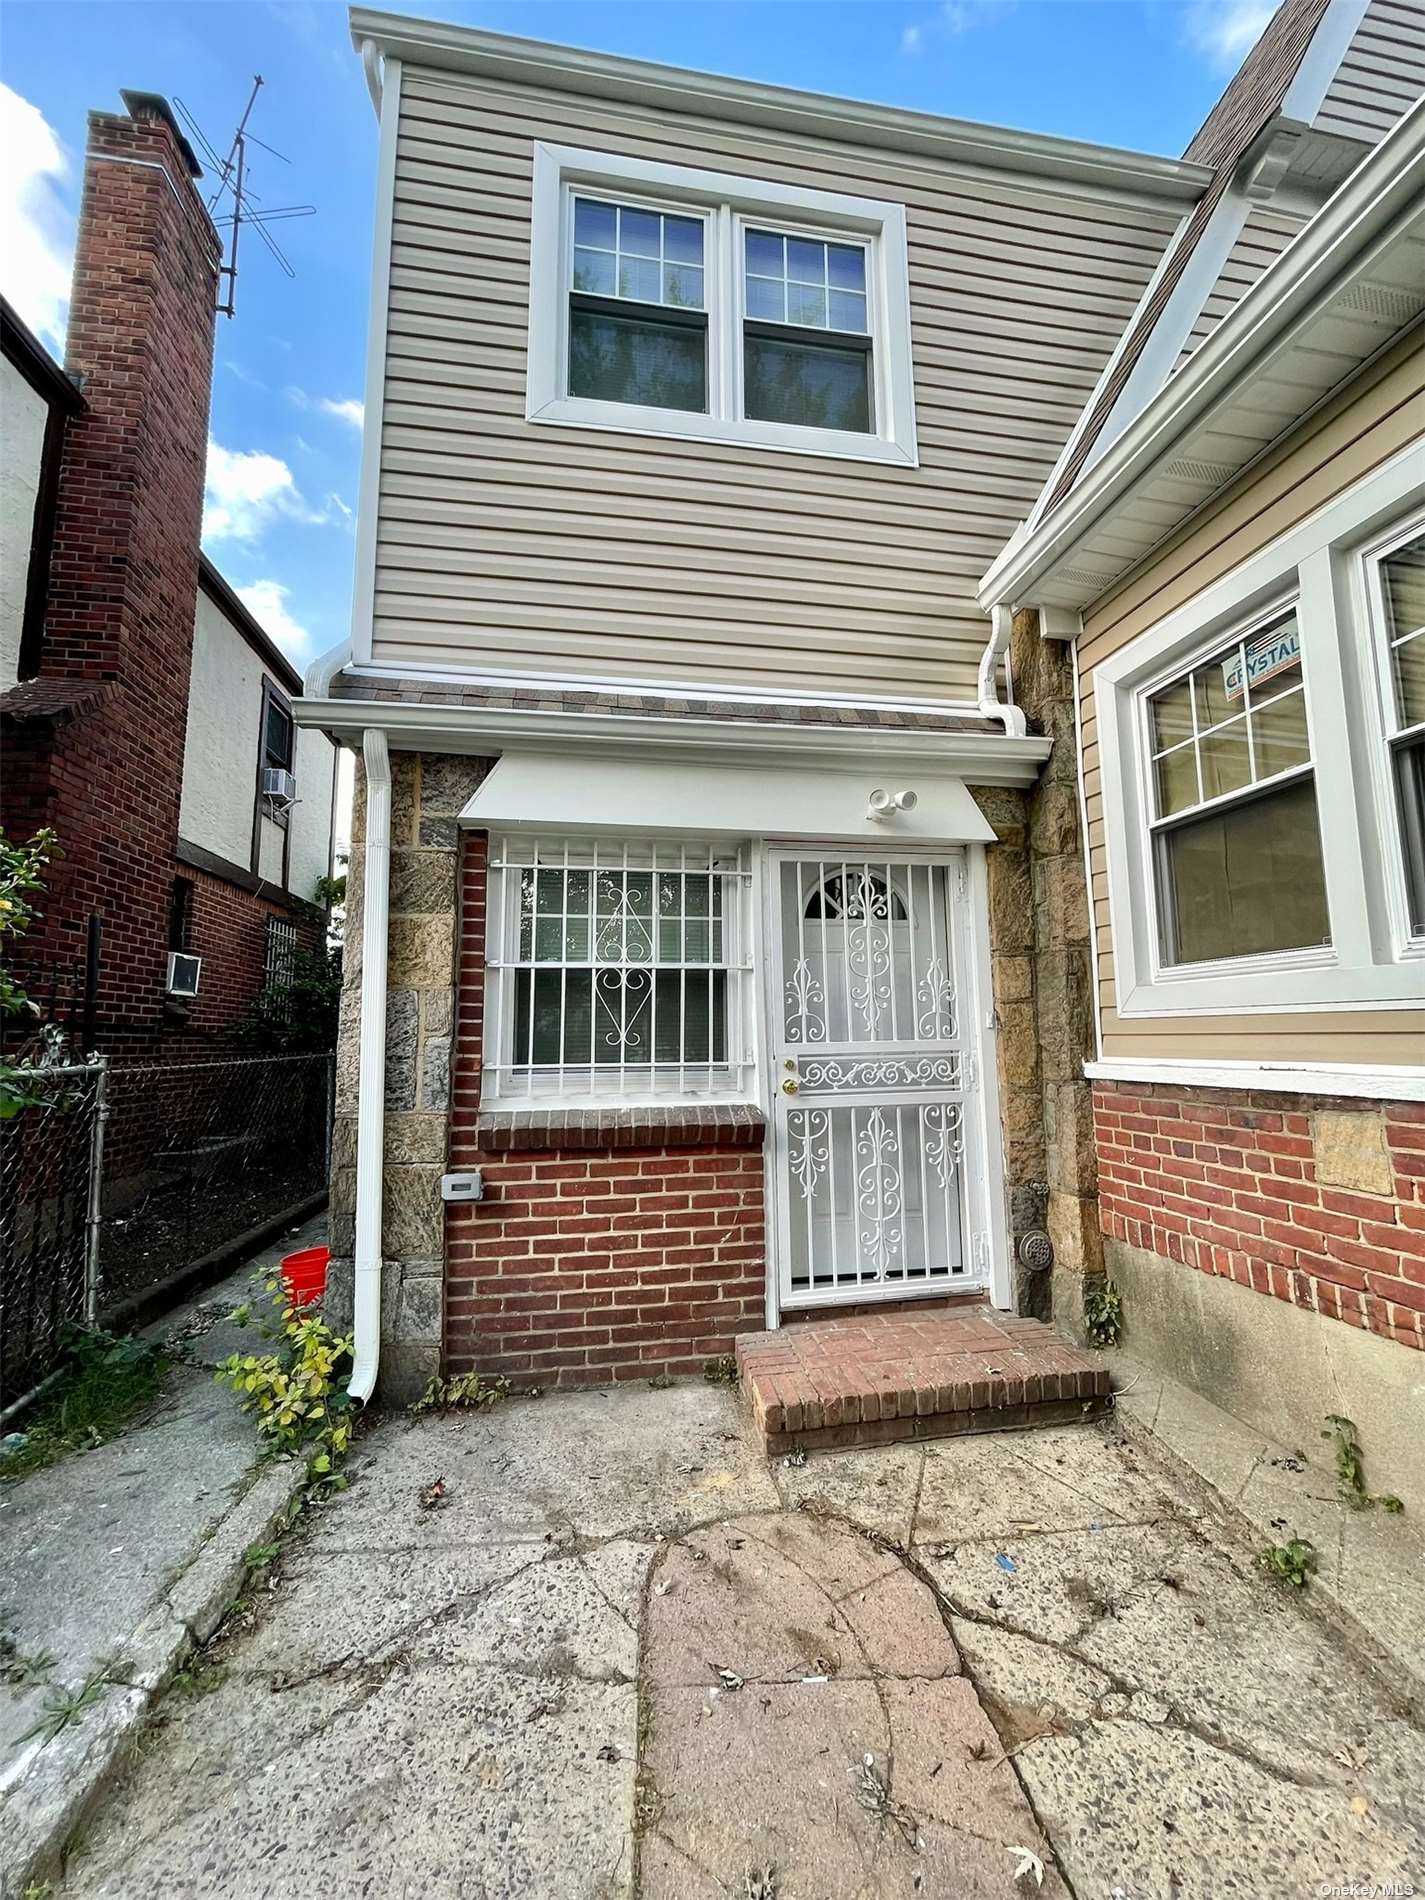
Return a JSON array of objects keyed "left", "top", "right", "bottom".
[{"left": 0, "top": 0, "right": 1271, "bottom": 670}]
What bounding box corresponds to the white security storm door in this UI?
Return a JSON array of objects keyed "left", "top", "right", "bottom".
[{"left": 767, "top": 852, "right": 991, "bottom": 1308}]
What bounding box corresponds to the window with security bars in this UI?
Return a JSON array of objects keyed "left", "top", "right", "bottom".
[
  {"left": 485, "top": 838, "right": 755, "bottom": 1103},
  {"left": 264, "top": 915, "right": 299, "bottom": 991}
]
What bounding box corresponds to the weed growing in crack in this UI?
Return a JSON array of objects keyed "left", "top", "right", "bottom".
[
  {"left": 408, "top": 1369, "right": 507, "bottom": 1416},
  {"left": 0, "top": 1633, "right": 56, "bottom": 1689},
  {"left": 17, "top": 1669, "right": 111, "bottom": 1746},
  {"left": 1257, "top": 1536, "right": 1317, "bottom": 1590},
  {"left": 1083, "top": 1281, "right": 1123, "bottom": 1349},
  {"left": 1322, "top": 1415, "right": 1404, "bottom": 1514}
]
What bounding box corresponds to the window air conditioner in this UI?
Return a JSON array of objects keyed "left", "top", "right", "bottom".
[
  {"left": 167, "top": 951, "right": 202, "bottom": 998},
  {"left": 262, "top": 767, "right": 297, "bottom": 808}
]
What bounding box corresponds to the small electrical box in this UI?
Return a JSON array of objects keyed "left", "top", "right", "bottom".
[{"left": 441, "top": 1170, "right": 485, "bottom": 1204}]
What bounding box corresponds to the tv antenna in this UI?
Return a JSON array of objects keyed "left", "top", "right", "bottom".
[{"left": 174, "top": 78, "right": 314, "bottom": 318}]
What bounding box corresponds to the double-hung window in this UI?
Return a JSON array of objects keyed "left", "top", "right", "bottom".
[
  {"left": 1095, "top": 449, "right": 1425, "bottom": 1018},
  {"left": 484, "top": 837, "right": 755, "bottom": 1105},
  {"left": 1144, "top": 606, "right": 1329, "bottom": 967},
  {"left": 1364, "top": 523, "right": 1425, "bottom": 937},
  {"left": 529, "top": 144, "right": 916, "bottom": 465}
]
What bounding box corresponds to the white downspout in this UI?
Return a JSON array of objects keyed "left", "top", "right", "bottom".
[
  {"left": 349, "top": 726, "right": 390, "bottom": 1403},
  {"left": 977, "top": 604, "right": 1028, "bottom": 738}
]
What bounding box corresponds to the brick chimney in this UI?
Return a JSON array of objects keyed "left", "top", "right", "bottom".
[{"left": 2, "top": 95, "right": 222, "bottom": 1048}]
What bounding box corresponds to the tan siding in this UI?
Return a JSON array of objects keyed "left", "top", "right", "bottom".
[
  {"left": 1314, "top": 0, "right": 1425, "bottom": 145},
  {"left": 372, "top": 65, "right": 1179, "bottom": 702},
  {"left": 1078, "top": 340, "right": 1425, "bottom": 1068}
]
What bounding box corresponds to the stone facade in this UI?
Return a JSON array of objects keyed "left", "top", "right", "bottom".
[
  {"left": 328, "top": 750, "right": 490, "bottom": 1401},
  {"left": 970, "top": 609, "right": 1101, "bottom": 1331}
]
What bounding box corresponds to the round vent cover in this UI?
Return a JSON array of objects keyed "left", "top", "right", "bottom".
[{"left": 1017, "top": 1230, "right": 1054, "bottom": 1272}]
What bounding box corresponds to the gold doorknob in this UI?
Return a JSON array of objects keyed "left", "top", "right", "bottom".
[{"left": 782, "top": 1078, "right": 799, "bottom": 1095}]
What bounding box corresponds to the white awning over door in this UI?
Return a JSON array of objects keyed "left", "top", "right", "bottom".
[{"left": 459, "top": 753, "right": 996, "bottom": 846}]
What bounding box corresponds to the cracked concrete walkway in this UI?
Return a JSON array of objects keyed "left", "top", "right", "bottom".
[{"left": 53, "top": 1383, "right": 1425, "bottom": 1900}]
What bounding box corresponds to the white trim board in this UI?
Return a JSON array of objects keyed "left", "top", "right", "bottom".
[
  {"left": 350, "top": 56, "right": 401, "bottom": 668},
  {"left": 1086, "top": 1058, "right": 1425, "bottom": 1103}
]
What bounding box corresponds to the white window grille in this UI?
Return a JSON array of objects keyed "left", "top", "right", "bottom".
[{"left": 484, "top": 836, "right": 756, "bottom": 1105}]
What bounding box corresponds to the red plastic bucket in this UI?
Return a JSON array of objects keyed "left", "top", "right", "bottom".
[{"left": 280, "top": 1244, "right": 330, "bottom": 1310}]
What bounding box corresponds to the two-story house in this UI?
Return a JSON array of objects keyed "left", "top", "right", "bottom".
[{"left": 303, "top": 1, "right": 1422, "bottom": 1471}]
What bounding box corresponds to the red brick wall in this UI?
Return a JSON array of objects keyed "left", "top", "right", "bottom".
[
  {"left": 1094, "top": 1081, "right": 1424, "bottom": 1352},
  {"left": 2, "top": 103, "right": 222, "bottom": 1055},
  {"left": 444, "top": 830, "right": 767, "bottom": 1387},
  {"left": 178, "top": 867, "right": 322, "bottom": 1044}
]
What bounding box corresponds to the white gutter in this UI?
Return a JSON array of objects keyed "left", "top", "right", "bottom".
[
  {"left": 293, "top": 694, "right": 1052, "bottom": 785},
  {"left": 349, "top": 726, "right": 390, "bottom": 1404},
  {"left": 978, "top": 95, "right": 1425, "bottom": 614},
  {"left": 975, "top": 606, "right": 1028, "bottom": 739},
  {"left": 304, "top": 638, "right": 351, "bottom": 699}
]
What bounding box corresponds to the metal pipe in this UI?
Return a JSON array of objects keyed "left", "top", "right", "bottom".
[
  {"left": 83, "top": 1056, "right": 110, "bottom": 1326},
  {"left": 349, "top": 727, "right": 391, "bottom": 1403}
]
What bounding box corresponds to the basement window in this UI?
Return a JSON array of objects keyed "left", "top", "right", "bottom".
[
  {"left": 484, "top": 836, "right": 756, "bottom": 1106},
  {"left": 528, "top": 143, "right": 917, "bottom": 466}
]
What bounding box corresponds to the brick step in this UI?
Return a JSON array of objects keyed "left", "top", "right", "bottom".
[{"left": 737, "top": 1306, "right": 1111, "bottom": 1455}]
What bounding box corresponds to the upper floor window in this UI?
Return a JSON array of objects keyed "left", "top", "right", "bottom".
[
  {"left": 264, "top": 694, "right": 294, "bottom": 774},
  {"left": 1364, "top": 522, "right": 1425, "bottom": 936},
  {"left": 1144, "top": 607, "right": 1329, "bottom": 967},
  {"left": 529, "top": 144, "right": 916, "bottom": 466}
]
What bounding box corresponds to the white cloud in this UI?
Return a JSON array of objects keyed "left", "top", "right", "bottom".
[
  {"left": 900, "top": 23, "right": 924, "bottom": 54},
  {"left": 0, "top": 83, "right": 74, "bottom": 349},
  {"left": 203, "top": 438, "right": 328, "bottom": 543},
  {"left": 235, "top": 578, "right": 312, "bottom": 661},
  {"left": 326, "top": 491, "right": 354, "bottom": 524},
  {"left": 286, "top": 386, "right": 364, "bottom": 429},
  {"left": 1184, "top": 0, "right": 1275, "bottom": 67},
  {"left": 318, "top": 396, "right": 364, "bottom": 429},
  {"left": 898, "top": 0, "right": 1015, "bottom": 54}
]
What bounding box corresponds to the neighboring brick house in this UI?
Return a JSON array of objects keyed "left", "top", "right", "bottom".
[
  {"left": 303, "top": 0, "right": 1422, "bottom": 1492},
  {"left": 0, "top": 93, "right": 336, "bottom": 1058}
]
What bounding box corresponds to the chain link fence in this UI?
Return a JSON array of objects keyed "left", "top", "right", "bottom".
[
  {"left": 1, "top": 1053, "right": 334, "bottom": 1418},
  {"left": 0, "top": 1063, "right": 105, "bottom": 1420}
]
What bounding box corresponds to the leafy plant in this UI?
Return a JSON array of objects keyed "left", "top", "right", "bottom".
[
  {"left": 1322, "top": 1414, "right": 1404, "bottom": 1514},
  {"left": 1083, "top": 1280, "right": 1123, "bottom": 1349},
  {"left": 214, "top": 1280, "right": 355, "bottom": 1489},
  {"left": 0, "top": 1329, "right": 170, "bottom": 1480},
  {"left": 17, "top": 1669, "right": 108, "bottom": 1746},
  {"left": 0, "top": 1635, "right": 56, "bottom": 1689},
  {"left": 1258, "top": 1536, "right": 1317, "bottom": 1589},
  {"left": 235, "top": 943, "right": 343, "bottom": 1053},
  {"left": 0, "top": 827, "right": 63, "bottom": 1117},
  {"left": 409, "top": 1369, "right": 506, "bottom": 1416}
]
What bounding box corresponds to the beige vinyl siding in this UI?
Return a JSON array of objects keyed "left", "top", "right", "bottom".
[
  {"left": 374, "top": 65, "right": 1180, "bottom": 704},
  {"left": 1172, "top": 206, "right": 1306, "bottom": 374},
  {"left": 1314, "top": 0, "right": 1425, "bottom": 145},
  {"left": 1077, "top": 332, "right": 1425, "bottom": 1067}
]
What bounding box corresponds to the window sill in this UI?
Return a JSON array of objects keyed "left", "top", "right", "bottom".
[
  {"left": 527, "top": 397, "right": 917, "bottom": 468},
  {"left": 476, "top": 1102, "right": 767, "bottom": 1153}
]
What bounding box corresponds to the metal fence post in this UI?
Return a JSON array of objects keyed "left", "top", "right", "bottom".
[{"left": 84, "top": 1055, "right": 110, "bottom": 1325}]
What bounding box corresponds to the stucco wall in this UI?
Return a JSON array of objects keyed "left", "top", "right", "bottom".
[
  {"left": 178, "top": 583, "right": 335, "bottom": 897},
  {"left": 179, "top": 586, "right": 268, "bottom": 867},
  {"left": 0, "top": 356, "right": 47, "bottom": 690}
]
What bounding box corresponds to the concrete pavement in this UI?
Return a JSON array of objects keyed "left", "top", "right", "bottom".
[{"left": 50, "top": 1375, "right": 1425, "bottom": 1899}]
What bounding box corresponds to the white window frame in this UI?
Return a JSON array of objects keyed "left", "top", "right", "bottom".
[
  {"left": 527, "top": 142, "right": 917, "bottom": 467},
  {"left": 1095, "top": 445, "right": 1425, "bottom": 1018},
  {"left": 482, "top": 833, "right": 759, "bottom": 1109},
  {"left": 1359, "top": 512, "right": 1425, "bottom": 955}
]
